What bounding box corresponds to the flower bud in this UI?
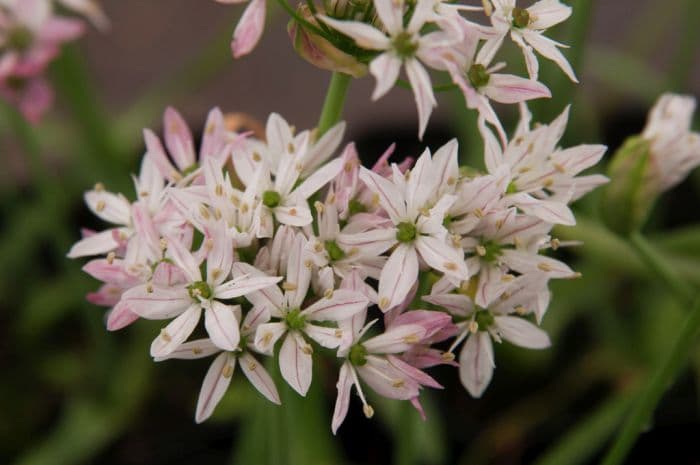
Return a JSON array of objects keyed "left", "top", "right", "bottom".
[
  {"left": 602, "top": 94, "right": 700, "bottom": 235},
  {"left": 288, "top": 5, "right": 367, "bottom": 78},
  {"left": 601, "top": 136, "right": 654, "bottom": 235}
]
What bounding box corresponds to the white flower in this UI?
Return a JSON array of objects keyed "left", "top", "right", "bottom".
[
  {"left": 641, "top": 93, "right": 700, "bottom": 192},
  {"left": 318, "top": 0, "right": 461, "bottom": 138},
  {"left": 481, "top": 0, "right": 577, "bottom": 82},
  {"left": 155, "top": 305, "right": 282, "bottom": 423},
  {"left": 348, "top": 146, "right": 470, "bottom": 311},
  {"left": 424, "top": 273, "right": 551, "bottom": 397},
  {"left": 244, "top": 232, "right": 369, "bottom": 395},
  {"left": 123, "top": 223, "right": 282, "bottom": 357}
]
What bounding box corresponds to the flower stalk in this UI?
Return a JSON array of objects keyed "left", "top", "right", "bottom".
[{"left": 317, "top": 71, "right": 351, "bottom": 137}]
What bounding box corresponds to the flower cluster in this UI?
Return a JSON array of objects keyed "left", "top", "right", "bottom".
[
  {"left": 219, "top": 0, "right": 575, "bottom": 139},
  {"left": 0, "top": 0, "right": 106, "bottom": 122},
  {"left": 69, "top": 100, "right": 606, "bottom": 431}
]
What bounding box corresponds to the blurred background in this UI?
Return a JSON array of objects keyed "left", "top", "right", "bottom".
[{"left": 1, "top": 0, "right": 699, "bottom": 464}]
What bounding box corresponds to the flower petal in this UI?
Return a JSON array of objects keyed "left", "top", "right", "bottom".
[
  {"left": 123, "top": 284, "right": 191, "bottom": 319},
  {"left": 458, "top": 332, "right": 494, "bottom": 397},
  {"left": 203, "top": 300, "right": 241, "bottom": 351},
  {"left": 369, "top": 52, "right": 402, "bottom": 100},
  {"left": 332, "top": 362, "right": 354, "bottom": 434},
  {"left": 317, "top": 16, "right": 390, "bottom": 50},
  {"left": 232, "top": 0, "right": 266, "bottom": 58},
  {"left": 195, "top": 352, "right": 236, "bottom": 423},
  {"left": 378, "top": 244, "right": 419, "bottom": 311},
  {"left": 279, "top": 332, "right": 313, "bottom": 396},
  {"left": 150, "top": 304, "right": 202, "bottom": 357},
  {"left": 302, "top": 289, "right": 369, "bottom": 321},
  {"left": 254, "top": 322, "right": 288, "bottom": 355},
  {"left": 239, "top": 352, "right": 281, "bottom": 404},
  {"left": 494, "top": 315, "right": 551, "bottom": 349}
]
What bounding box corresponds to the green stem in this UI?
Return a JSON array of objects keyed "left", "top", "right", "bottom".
[
  {"left": 601, "top": 297, "right": 700, "bottom": 465},
  {"left": 317, "top": 72, "right": 351, "bottom": 137},
  {"left": 629, "top": 231, "right": 695, "bottom": 306}
]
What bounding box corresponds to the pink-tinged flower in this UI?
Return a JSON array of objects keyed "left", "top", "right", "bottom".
[
  {"left": 424, "top": 273, "right": 551, "bottom": 397},
  {"left": 479, "top": 105, "right": 608, "bottom": 224},
  {"left": 155, "top": 305, "right": 281, "bottom": 423},
  {"left": 441, "top": 21, "right": 551, "bottom": 142},
  {"left": 348, "top": 148, "right": 469, "bottom": 311},
  {"left": 306, "top": 198, "right": 388, "bottom": 282},
  {"left": 123, "top": 225, "right": 282, "bottom": 357},
  {"left": 215, "top": 0, "right": 266, "bottom": 59},
  {"left": 144, "top": 107, "right": 231, "bottom": 184},
  {"left": 480, "top": 0, "right": 577, "bottom": 82},
  {"left": 246, "top": 232, "right": 369, "bottom": 396},
  {"left": 331, "top": 316, "right": 440, "bottom": 433},
  {"left": 67, "top": 155, "right": 170, "bottom": 263},
  {"left": 318, "top": 0, "right": 461, "bottom": 138},
  {"left": 641, "top": 93, "right": 700, "bottom": 192},
  {"left": 57, "top": 0, "right": 109, "bottom": 30},
  {"left": 0, "top": 73, "right": 52, "bottom": 123},
  {"left": 233, "top": 112, "right": 346, "bottom": 182},
  {"left": 458, "top": 207, "right": 575, "bottom": 309},
  {"left": 0, "top": 0, "right": 84, "bottom": 121},
  {"left": 0, "top": 0, "right": 84, "bottom": 73}
]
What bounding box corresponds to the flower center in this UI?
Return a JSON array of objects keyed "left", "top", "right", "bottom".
[
  {"left": 442, "top": 214, "right": 453, "bottom": 228},
  {"left": 506, "top": 180, "right": 518, "bottom": 194},
  {"left": 478, "top": 240, "right": 502, "bottom": 263},
  {"left": 396, "top": 221, "right": 417, "bottom": 243},
  {"left": 188, "top": 280, "right": 212, "bottom": 300},
  {"left": 392, "top": 32, "right": 418, "bottom": 59},
  {"left": 349, "top": 343, "right": 368, "bottom": 366},
  {"left": 285, "top": 308, "right": 307, "bottom": 330},
  {"left": 6, "top": 27, "right": 33, "bottom": 52},
  {"left": 324, "top": 240, "right": 346, "bottom": 261},
  {"left": 6, "top": 76, "right": 26, "bottom": 91},
  {"left": 468, "top": 64, "right": 490, "bottom": 88},
  {"left": 474, "top": 309, "right": 494, "bottom": 331},
  {"left": 511, "top": 7, "right": 531, "bottom": 28},
  {"left": 262, "top": 190, "right": 281, "bottom": 208},
  {"left": 348, "top": 198, "right": 367, "bottom": 215}
]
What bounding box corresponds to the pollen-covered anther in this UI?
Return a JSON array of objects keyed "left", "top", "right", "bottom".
[
  {"left": 140, "top": 190, "right": 149, "bottom": 197},
  {"left": 473, "top": 207, "right": 484, "bottom": 218},
  {"left": 363, "top": 404, "right": 375, "bottom": 418},
  {"left": 553, "top": 162, "right": 566, "bottom": 173},
  {"left": 302, "top": 343, "right": 313, "bottom": 355},
  {"left": 247, "top": 360, "right": 257, "bottom": 371},
  {"left": 482, "top": 0, "right": 492, "bottom": 16},
  {"left": 252, "top": 151, "right": 262, "bottom": 162},
  {"left": 403, "top": 334, "right": 420, "bottom": 344},
  {"left": 106, "top": 251, "right": 116, "bottom": 264},
  {"left": 287, "top": 142, "right": 295, "bottom": 154},
  {"left": 515, "top": 305, "right": 527, "bottom": 315},
  {"left": 501, "top": 274, "right": 514, "bottom": 282},
  {"left": 192, "top": 346, "right": 203, "bottom": 355},
  {"left": 304, "top": 259, "right": 314, "bottom": 268},
  {"left": 447, "top": 176, "right": 456, "bottom": 186},
  {"left": 241, "top": 203, "right": 249, "bottom": 214},
  {"left": 444, "top": 261, "right": 458, "bottom": 271},
  {"left": 334, "top": 329, "right": 343, "bottom": 338},
  {"left": 215, "top": 184, "right": 224, "bottom": 196},
  {"left": 314, "top": 201, "right": 324, "bottom": 213},
  {"left": 211, "top": 268, "right": 222, "bottom": 280},
  {"left": 205, "top": 238, "right": 214, "bottom": 250},
  {"left": 500, "top": 291, "right": 511, "bottom": 301},
  {"left": 551, "top": 238, "right": 561, "bottom": 250},
  {"left": 324, "top": 288, "right": 334, "bottom": 299},
  {"left": 392, "top": 379, "right": 405, "bottom": 388},
  {"left": 344, "top": 162, "right": 353, "bottom": 172},
  {"left": 495, "top": 219, "right": 504, "bottom": 229},
  {"left": 476, "top": 245, "right": 487, "bottom": 257},
  {"left": 537, "top": 262, "right": 553, "bottom": 272},
  {"left": 441, "top": 352, "right": 455, "bottom": 362},
  {"left": 94, "top": 182, "right": 105, "bottom": 192},
  {"left": 199, "top": 204, "right": 211, "bottom": 219},
  {"left": 371, "top": 193, "right": 380, "bottom": 206},
  {"left": 468, "top": 321, "right": 479, "bottom": 333},
  {"left": 146, "top": 283, "right": 154, "bottom": 293},
  {"left": 451, "top": 235, "right": 461, "bottom": 247},
  {"left": 159, "top": 238, "right": 168, "bottom": 250},
  {"left": 348, "top": 247, "right": 359, "bottom": 256},
  {"left": 289, "top": 208, "right": 297, "bottom": 216},
  {"left": 571, "top": 272, "right": 583, "bottom": 279},
  {"left": 282, "top": 281, "right": 297, "bottom": 291},
  {"left": 213, "top": 208, "right": 222, "bottom": 220},
  {"left": 222, "top": 364, "right": 234, "bottom": 378},
  {"left": 543, "top": 178, "right": 554, "bottom": 188},
  {"left": 160, "top": 329, "right": 172, "bottom": 342},
  {"left": 171, "top": 170, "right": 183, "bottom": 181},
  {"left": 261, "top": 331, "right": 273, "bottom": 347},
  {"left": 95, "top": 200, "right": 106, "bottom": 212},
  {"left": 419, "top": 207, "right": 430, "bottom": 216},
  {"left": 378, "top": 297, "right": 390, "bottom": 310}
]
